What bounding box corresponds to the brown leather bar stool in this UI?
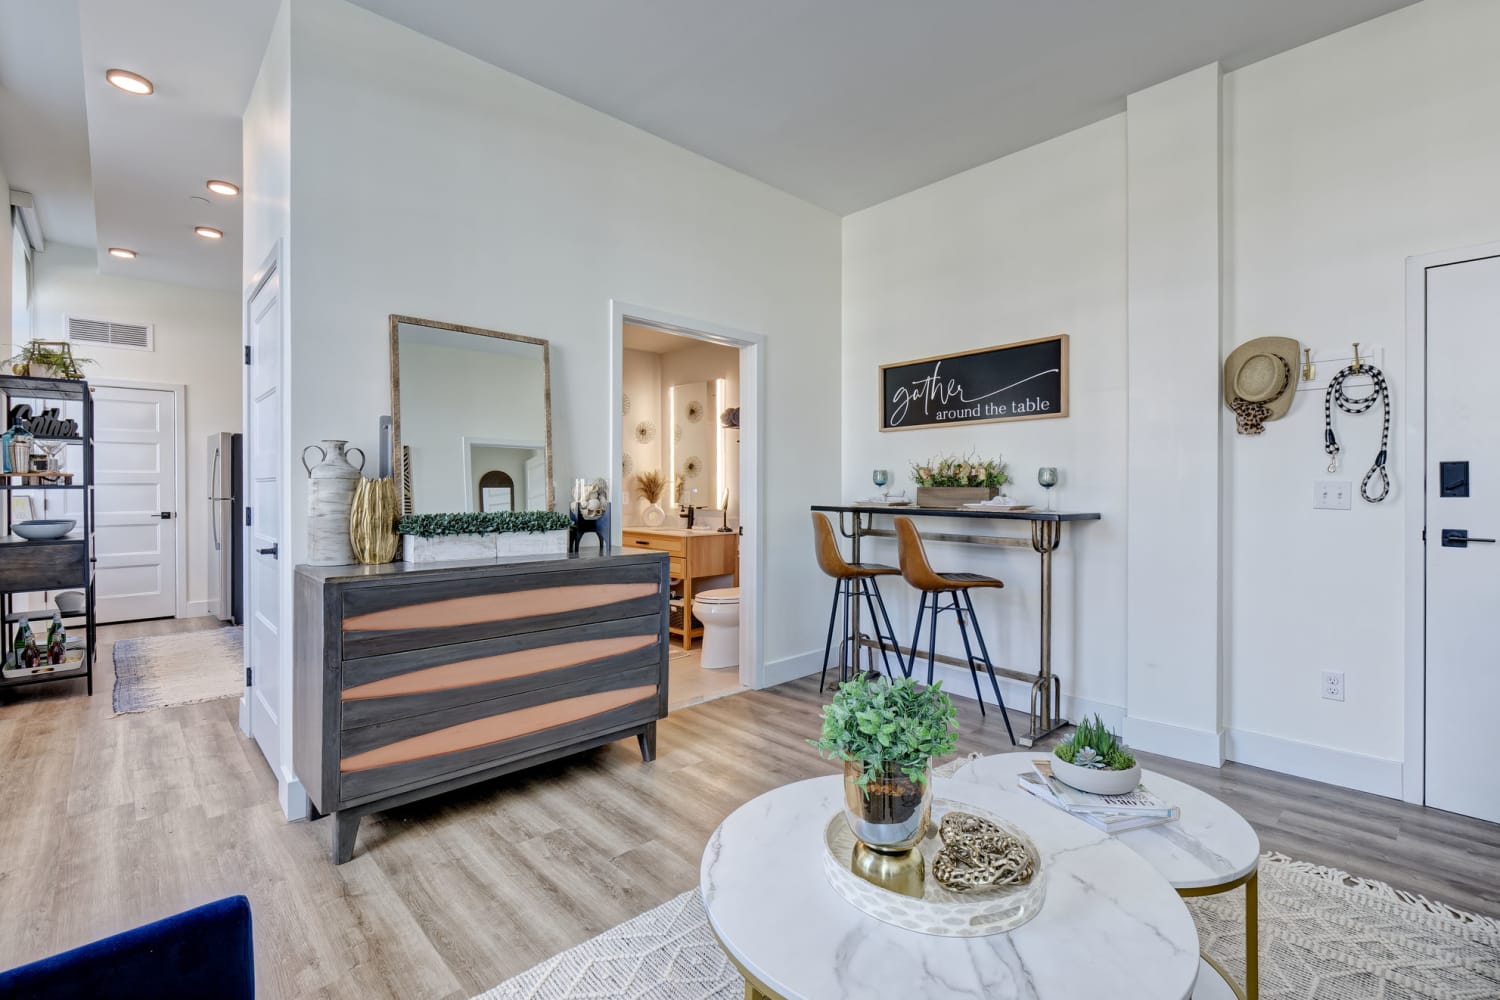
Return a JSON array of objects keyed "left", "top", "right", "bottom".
[
  {"left": 811, "top": 512, "right": 905, "bottom": 690},
  {"left": 894, "top": 516, "right": 1016, "bottom": 743}
]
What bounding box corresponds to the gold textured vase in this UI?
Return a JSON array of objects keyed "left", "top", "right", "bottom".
[{"left": 349, "top": 476, "right": 399, "bottom": 564}]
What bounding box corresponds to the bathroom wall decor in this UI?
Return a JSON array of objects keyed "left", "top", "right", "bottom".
[{"left": 880, "top": 334, "right": 1069, "bottom": 431}]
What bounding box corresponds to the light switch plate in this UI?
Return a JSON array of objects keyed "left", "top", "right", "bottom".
[{"left": 1315, "top": 481, "right": 1352, "bottom": 510}]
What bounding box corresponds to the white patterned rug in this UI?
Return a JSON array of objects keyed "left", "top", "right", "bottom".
[
  {"left": 475, "top": 854, "right": 1500, "bottom": 999},
  {"left": 112, "top": 627, "right": 243, "bottom": 714}
]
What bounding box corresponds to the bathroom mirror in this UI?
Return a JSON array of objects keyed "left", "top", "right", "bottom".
[
  {"left": 669, "top": 379, "right": 719, "bottom": 509},
  {"left": 389, "top": 315, "right": 553, "bottom": 514}
]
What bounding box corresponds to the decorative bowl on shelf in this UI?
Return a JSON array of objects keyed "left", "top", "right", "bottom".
[
  {"left": 54, "top": 591, "right": 86, "bottom": 614},
  {"left": 12, "top": 519, "right": 76, "bottom": 540},
  {"left": 1050, "top": 756, "right": 1142, "bottom": 796}
]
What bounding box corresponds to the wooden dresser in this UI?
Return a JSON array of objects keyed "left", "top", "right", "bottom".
[
  {"left": 294, "top": 549, "right": 669, "bottom": 863},
  {"left": 622, "top": 529, "right": 737, "bottom": 648}
]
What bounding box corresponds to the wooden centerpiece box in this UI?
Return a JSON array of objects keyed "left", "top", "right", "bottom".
[{"left": 294, "top": 548, "right": 670, "bottom": 863}]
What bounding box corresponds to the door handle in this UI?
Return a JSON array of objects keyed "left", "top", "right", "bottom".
[
  {"left": 159, "top": 511, "right": 174, "bottom": 520},
  {"left": 256, "top": 544, "right": 279, "bottom": 558},
  {"left": 1441, "top": 529, "right": 1496, "bottom": 548}
]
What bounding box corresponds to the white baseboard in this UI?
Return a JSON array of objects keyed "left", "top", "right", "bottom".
[
  {"left": 182, "top": 600, "right": 210, "bottom": 619},
  {"left": 1124, "top": 715, "right": 1226, "bottom": 767},
  {"left": 923, "top": 662, "right": 1123, "bottom": 735},
  {"left": 1226, "top": 727, "right": 1403, "bottom": 799},
  {"left": 758, "top": 648, "right": 823, "bottom": 688}
]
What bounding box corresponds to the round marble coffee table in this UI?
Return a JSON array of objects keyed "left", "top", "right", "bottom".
[
  {"left": 700, "top": 775, "right": 1199, "bottom": 1000},
  {"left": 951, "top": 754, "right": 1261, "bottom": 999}
]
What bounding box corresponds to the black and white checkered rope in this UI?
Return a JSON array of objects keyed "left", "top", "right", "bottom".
[{"left": 1323, "top": 363, "right": 1390, "bottom": 503}]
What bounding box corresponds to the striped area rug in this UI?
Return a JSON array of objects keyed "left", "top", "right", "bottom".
[{"left": 111, "top": 626, "right": 243, "bottom": 714}]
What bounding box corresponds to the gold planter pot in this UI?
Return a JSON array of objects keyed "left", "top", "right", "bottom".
[
  {"left": 843, "top": 760, "right": 932, "bottom": 898},
  {"left": 349, "top": 476, "right": 400, "bottom": 564}
]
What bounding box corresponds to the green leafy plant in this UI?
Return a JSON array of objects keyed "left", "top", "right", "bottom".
[
  {"left": 1054, "top": 714, "right": 1136, "bottom": 771},
  {"left": 5, "top": 341, "right": 94, "bottom": 380},
  {"left": 810, "top": 674, "right": 959, "bottom": 787},
  {"left": 910, "top": 452, "right": 1007, "bottom": 488},
  {"left": 397, "top": 510, "right": 572, "bottom": 538}
]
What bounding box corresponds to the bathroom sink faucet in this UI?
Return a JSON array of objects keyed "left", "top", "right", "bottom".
[{"left": 680, "top": 504, "right": 701, "bottom": 529}]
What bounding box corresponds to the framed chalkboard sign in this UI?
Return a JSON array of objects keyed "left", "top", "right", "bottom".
[{"left": 879, "top": 334, "right": 1069, "bottom": 431}]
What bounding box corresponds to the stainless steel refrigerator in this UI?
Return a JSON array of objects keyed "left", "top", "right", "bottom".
[{"left": 207, "top": 432, "right": 243, "bottom": 624}]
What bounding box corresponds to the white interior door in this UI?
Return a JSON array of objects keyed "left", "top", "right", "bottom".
[
  {"left": 1424, "top": 252, "right": 1500, "bottom": 823},
  {"left": 524, "top": 452, "right": 545, "bottom": 510},
  {"left": 92, "top": 385, "right": 179, "bottom": 623},
  {"left": 245, "top": 266, "right": 284, "bottom": 779}
]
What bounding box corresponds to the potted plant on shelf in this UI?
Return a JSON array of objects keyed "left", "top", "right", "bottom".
[
  {"left": 911, "top": 453, "right": 1007, "bottom": 508},
  {"left": 5, "top": 341, "right": 94, "bottom": 380},
  {"left": 1051, "top": 714, "right": 1140, "bottom": 795},
  {"left": 812, "top": 674, "right": 959, "bottom": 892}
]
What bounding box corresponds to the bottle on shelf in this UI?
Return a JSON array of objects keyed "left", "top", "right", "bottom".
[
  {"left": 16, "top": 619, "right": 40, "bottom": 670},
  {"left": 48, "top": 611, "right": 66, "bottom": 665}
]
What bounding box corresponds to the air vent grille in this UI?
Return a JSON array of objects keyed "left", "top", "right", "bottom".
[{"left": 65, "top": 315, "right": 153, "bottom": 351}]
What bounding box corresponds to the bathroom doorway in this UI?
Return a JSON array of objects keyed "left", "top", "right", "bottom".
[{"left": 610, "top": 302, "right": 763, "bottom": 708}]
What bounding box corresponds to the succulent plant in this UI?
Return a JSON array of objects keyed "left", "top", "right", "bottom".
[{"left": 1054, "top": 714, "right": 1136, "bottom": 771}]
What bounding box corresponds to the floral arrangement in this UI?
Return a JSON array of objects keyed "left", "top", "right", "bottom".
[
  {"left": 1054, "top": 714, "right": 1136, "bottom": 771},
  {"left": 811, "top": 674, "right": 959, "bottom": 787},
  {"left": 397, "top": 511, "right": 571, "bottom": 538},
  {"left": 635, "top": 470, "right": 666, "bottom": 504},
  {"left": 911, "top": 453, "right": 1008, "bottom": 488}
]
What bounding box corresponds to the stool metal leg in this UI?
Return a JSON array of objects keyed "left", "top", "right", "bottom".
[
  {"left": 819, "top": 578, "right": 844, "bottom": 693},
  {"left": 858, "top": 581, "right": 896, "bottom": 679},
  {"left": 908, "top": 592, "right": 927, "bottom": 681},
  {"left": 867, "top": 578, "right": 906, "bottom": 678},
  {"left": 926, "top": 592, "right": 940, "bottom": 686},
  {"left": 962, "top": 589, "right": 1016, "bottom": 745},
  {"left": 950, "top": 591, "right": 988, "bottom": 716}
]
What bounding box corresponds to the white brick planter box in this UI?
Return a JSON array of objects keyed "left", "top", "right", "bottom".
[{"left": 402, "top": 529, "right": 570, "bottom": 563}]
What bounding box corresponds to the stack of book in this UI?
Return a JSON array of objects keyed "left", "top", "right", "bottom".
[{"left": 1019, "top": 759, "right": 1179, "bottom": 835}]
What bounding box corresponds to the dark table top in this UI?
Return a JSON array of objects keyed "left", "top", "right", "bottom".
[{"left": 810, "top": 503, "right": 1101, "bottom": 523}]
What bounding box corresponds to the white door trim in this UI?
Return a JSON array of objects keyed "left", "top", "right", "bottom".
[
  {"left": 609, "top": 300, "right": 766, "bottom": 692},
  {"left": 91, "top": 378, "right": 189, "bottom": 619},
  {"left": 1402, "top": 239, "right": 1500, "bottom": 806}
]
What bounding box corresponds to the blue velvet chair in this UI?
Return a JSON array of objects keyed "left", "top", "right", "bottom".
[{"left": 0, "top": 895, "right": 253, "bottom": 999}]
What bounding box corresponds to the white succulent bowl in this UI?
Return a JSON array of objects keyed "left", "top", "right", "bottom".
[{"left": 1051, "top": 755, "right": 1142, "bottom": 796}]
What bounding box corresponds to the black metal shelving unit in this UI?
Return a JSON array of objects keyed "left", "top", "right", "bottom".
[{"left": 0, "top": 375, "right": 96, "bottom": 695}]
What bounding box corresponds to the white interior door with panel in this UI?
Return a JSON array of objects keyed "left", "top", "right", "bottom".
[
  {"left": 91, "top": 384, "right": 179, "bottom": 623},
  {"left": 1423, "top": 251, "right": 1500, "bottom": 824},
  {"left": 244, "top": 261, "right": 292, "bottom": 806}
]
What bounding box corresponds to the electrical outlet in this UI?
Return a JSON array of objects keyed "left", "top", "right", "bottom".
[
  {"left": 1321, "top": 670, "right": 1345, "bottom": 702},
  {"left": 1315, "top": 481, "right": 1352, "bottom": 510}
]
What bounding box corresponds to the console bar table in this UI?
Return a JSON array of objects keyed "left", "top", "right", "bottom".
[{"left": 810, "top": 503, "right": 1101, "bottom": 746}]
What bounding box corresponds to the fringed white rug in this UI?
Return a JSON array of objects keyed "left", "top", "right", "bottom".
[
  {"left": 112, "top": 627, "right": 243, "bottom": 714},
  {"left": 475, "top": 854, "right": 1500, "bottom": 999}
]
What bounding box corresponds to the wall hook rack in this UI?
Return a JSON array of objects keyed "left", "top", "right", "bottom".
[
  {"left": 1352, "top": 342, "right": 1363, "bottom": 373},
  {"left": 1302, "top": 348, "right": 1315, "bottom": 382}
]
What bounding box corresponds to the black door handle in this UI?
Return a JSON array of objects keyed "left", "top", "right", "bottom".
[
  {"left": 159, "top": 511, "right": 173, "bottom": 520},
  {"left": 256, "top": 544, "right": 279, "bottom": 558},
  {"left": 1441, "top": 529, "right": 1496, "bottom": 548}
]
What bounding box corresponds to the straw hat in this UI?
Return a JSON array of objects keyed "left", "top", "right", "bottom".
[{"left": 1223, "top": 336, "right": 1299, "bottom": 424}]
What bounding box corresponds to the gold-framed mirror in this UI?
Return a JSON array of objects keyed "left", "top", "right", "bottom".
[{"left": 388, "top": 315, "right": 554, "bottom": 514}]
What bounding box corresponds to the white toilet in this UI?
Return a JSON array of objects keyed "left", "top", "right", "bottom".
[{"left": 692, "top": 587, "right": 740, "bottom": 669}]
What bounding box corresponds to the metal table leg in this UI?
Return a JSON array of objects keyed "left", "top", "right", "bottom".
[{"left": 1018, "top": 520, "right": 1068, "bottom": 746}]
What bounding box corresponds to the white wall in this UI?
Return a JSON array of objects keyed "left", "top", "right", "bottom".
[
  {"left": 841, "top": 0, "right": 1500, "bottom": 795},
  {"left": 842, "top": 117, "right": 1129, "bottom": 721},
  {"left": 279, "top": 0, "right": 840, "bottom": 677},
  {"left": 31, "top": 243, "right": 242, "bottom": 615},
  {"left": 1, "top": 160, "right": 12, "bottom": 359},
  {"left": 1221, "top": 0, "right": 1500, "bottom": 791}
]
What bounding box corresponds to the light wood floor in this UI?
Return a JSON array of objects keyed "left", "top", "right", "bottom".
[{"left": 1, "top": 618, "right": 1496, "bottom": 999}]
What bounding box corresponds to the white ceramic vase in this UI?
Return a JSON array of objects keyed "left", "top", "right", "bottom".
[
  {"left": 641, "top": 501, "right": 666, "bottom": 527},
  {"left": 303, "top": 439, "right": 365, "bottom": 565},
  {"left": 1050, "top": 756, "right": 1142, "bottom": 796}
]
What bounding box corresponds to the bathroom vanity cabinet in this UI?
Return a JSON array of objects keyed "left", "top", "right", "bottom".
[
  {"left": 622, "top": 528, "right": 737, "bottom": 648},
  {"left": 294, "top": 549, "right": 670, "bottom": 863}
]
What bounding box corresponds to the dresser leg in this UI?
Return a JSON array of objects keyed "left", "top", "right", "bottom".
[
  {"left": 332, "top": 811, "right": 360, "bottom": 864},
  {"left": 637, "top": 722, "right": 657, "bottom": 763}
]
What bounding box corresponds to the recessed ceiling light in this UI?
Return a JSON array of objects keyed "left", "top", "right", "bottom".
[
  {"left": 105, "top": 69, "right": 153, "bottom": 95},
  {"left": 206, "top": 179, "right": 240, "bottom": 197},
  {"left": 194, "top": 226, "right": 224, "bottom": 240},
  {"left": 108, "top": 247, "right": 137, "bottom": 260}
]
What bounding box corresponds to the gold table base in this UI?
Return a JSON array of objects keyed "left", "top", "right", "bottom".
[{"left": 1178, "top": 866, "right": 1259, "bottom": 1000}]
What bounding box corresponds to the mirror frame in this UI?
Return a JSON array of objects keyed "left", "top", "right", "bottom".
[{"left": 388, "top": 313, "right": 555, "bottom": 514}]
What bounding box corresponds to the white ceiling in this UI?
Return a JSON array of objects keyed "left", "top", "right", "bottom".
[
  {"left": 0, "top": 0, "right": 275, "bottom": 292},
  {"left": 2, "top": 0, "right": 1417, "bottom": 293},
  {"left": 348, "top": 0, "right": 1419, "bottom": 214}
]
